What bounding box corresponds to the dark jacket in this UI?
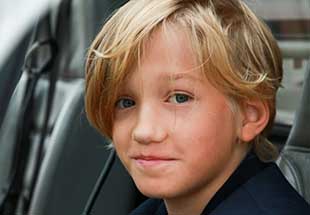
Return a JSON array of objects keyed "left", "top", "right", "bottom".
[{"left": 130, "top": 153, "right": 310, "bottom": 215}]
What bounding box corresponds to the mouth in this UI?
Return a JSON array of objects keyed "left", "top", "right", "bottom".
[{"left": 131, "top": 155, "right": 177, "bottom": 168}]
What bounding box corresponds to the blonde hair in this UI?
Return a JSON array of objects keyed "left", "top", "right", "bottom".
[{"left": 85, "top": 0, "right": 283, "bottom": 162}]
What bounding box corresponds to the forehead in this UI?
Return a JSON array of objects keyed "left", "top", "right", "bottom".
[
  {"left": 132, "top": 25, "right": 204, "bottom": 80},
  {"left": 143, "top": 25, "right": 196, "bottom": 66}
]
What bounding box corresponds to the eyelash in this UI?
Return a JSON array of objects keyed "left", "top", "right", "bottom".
[
  {"left": 115, "top": 97, "right": 136, "bottom": 109},
  {"left": 115, "top": 92, "right": 194, "bottom": 110},
  {"left": 166, "top": 92, "right": 193, "bottom": 104}
]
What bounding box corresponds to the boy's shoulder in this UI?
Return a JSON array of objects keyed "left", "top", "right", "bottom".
[{"left": 212, "top": 163, "right": 310, "bottom": 214}]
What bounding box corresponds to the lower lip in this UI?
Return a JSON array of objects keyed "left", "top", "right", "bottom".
[{"left": 134, "top": 159, "right": 176, "bottom": 168}]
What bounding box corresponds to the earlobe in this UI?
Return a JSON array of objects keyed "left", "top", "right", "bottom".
[{"left": 239, "top": 100, "right": 269, "bottom": 142}]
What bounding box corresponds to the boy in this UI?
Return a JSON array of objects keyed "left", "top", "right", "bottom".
[{"left": 85, "top": 0, "right": 310, "bottom": 214}]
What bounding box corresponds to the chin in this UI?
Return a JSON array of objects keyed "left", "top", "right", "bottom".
[
  {"left": 136, "top": 183, "right": 166, "bottom": 198},
  {"left": 134, "top": 180, "right": 181, "bottom": 199}
]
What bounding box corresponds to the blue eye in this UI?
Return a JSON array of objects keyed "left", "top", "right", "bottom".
[
  {"left": 116, "top": 98, "right": 135, "bottom": 109},
  {"left": 168, "top": 93, "right": 191, "bottom": 104}
]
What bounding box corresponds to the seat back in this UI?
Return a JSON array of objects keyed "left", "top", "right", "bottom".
[
  {"left": 0, "top": 33, "right": 30, "bottom": 129},
  {"left": 28, "top": 80, "right": 143, "bottom": 215},
  {"left": 277, "top": 64, "right": 310, "bottom": 204},
  {"left": 0, "top": 75, "right": 26, "bottom": 191}
]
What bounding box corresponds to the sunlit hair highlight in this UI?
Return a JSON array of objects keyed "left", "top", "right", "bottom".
[{"left": 85, "top": 0, "right": 283, "bottom": 162}]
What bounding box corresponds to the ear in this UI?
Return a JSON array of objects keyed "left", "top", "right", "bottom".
[{"left": 239, "top": 100, "right": 269, "bottom": 142}]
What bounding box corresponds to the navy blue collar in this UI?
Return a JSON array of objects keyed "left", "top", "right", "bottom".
[{"left": 202, "top": 151, "right": 268, "bottom": 214}]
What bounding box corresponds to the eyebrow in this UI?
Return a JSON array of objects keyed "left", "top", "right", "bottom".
[{"left": 162, "top": 72, "right": 203, "bottom": 83}]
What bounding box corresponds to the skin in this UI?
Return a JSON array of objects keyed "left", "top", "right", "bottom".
[{"left": 112, "top": 27, "right": 254, "bottom": 215}]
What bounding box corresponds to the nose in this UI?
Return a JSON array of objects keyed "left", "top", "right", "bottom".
[{"left": 132, "top": 104, "right": 167, "bottom": 144}]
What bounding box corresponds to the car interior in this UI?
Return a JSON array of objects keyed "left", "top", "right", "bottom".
[
  {"left": 277, "top": 64, "right": 310, "bottom": 203},
  {"left": 0, "top": 0, "right": 309, "bottom": 214}
]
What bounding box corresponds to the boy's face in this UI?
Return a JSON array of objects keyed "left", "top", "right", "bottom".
[{"left": 112, "top": 27, "right": 246, "bottom": 201}]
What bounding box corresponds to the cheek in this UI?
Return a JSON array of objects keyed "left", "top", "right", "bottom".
[
  {"left": 112, "top": 109, "right": 138, "bottom": 140},
  {"left": 169, "top": 112, "right": 237, "bottom": 189},
  {"left": 172, "top": 104, "right": 237, "bottom": 161},
  {"left": 112, "top": 121, "right": 127, "bottom": 144},
  {"left": 112, "top": 119, "right": 133, "bottom": 160}
]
